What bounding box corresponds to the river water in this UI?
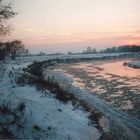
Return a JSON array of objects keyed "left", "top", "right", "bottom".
[{"left": 53, "top": 60, "right": 140, "bottom": 119}]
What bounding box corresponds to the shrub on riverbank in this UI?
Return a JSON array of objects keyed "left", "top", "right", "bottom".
[{"left": 0, "top": 100, "right": 26, "bottom": 139}]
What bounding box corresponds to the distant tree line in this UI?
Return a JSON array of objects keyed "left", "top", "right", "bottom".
[
  {"left": 82, "top": 46, "right": 97, "bottom": 54},
  {"left": 100, "top": 45, "right": 140, "bottom": 53},
  {"left": 0, "top": 40, "right": 28, "bottom": 60},
  {"left": 80, "top": 45, "right": 140, "bottom": 54}
]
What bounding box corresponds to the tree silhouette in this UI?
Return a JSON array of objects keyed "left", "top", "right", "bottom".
[
  {"left": 9, "top": 40, "right": 25, "bottom": 60},
  {"left": 0, "top": 0, "right": 16, "bottom": 36}
]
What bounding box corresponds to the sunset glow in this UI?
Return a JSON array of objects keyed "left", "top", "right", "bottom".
[{"left": 4, "top": 0, "right": 140, "bottom": 53}]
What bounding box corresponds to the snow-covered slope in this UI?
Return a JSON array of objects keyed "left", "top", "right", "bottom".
[{"left": 0, "top": 61, "right": 101, "bottom": 139}]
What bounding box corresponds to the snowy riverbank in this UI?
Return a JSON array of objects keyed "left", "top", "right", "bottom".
[
  {"left": 0, "top": 54, "right": 140, "bottom": 139},
  {"left": 0, "top": 61, "right": 104, "bottom": 139}
]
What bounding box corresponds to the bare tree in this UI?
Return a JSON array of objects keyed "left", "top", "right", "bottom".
[
  {"left": 9, "top": 40, "right": 25, "bottom": 60},
  {"left": 0, "top": 0, "right": 16, "bottom": 36},
  {"left": 0, "top": 1, "right": 28, "bottom": 60}
]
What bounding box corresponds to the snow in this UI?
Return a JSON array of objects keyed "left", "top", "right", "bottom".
[
  {"left": 1, "top": 86, "right": 100, "bottom": 139},
  {"left": 1, "top": 53, "right": 139, "bottom": 139},
  {"left": 0, "top": 61, "right": 101, "bottom": 139},
  {"left": 126, "top": 60, "right": 140, "bottom": 68},
  {"left": 17, "top": 52, "right": 131, "bottom": 63}
]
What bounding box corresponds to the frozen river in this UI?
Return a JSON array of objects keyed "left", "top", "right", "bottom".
[{"left": 50, "top": 60, "right": 140, "bottom": 119}]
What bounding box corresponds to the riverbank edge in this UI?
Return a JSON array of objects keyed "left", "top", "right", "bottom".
[{"left": 18, "top": 57, "right": 140, "bottom": 140}]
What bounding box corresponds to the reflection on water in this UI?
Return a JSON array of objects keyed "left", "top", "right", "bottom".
[
  {"left": 99, "top": 61, "right": 140, "bottom": 77},
  {"left": 71, "top": 60, "right": 140, "bottom": 77},
  {"left": 55, "top": 60, "right": 140, "bottom": 119}
]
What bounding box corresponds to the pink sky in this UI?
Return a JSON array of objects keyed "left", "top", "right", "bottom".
[{"left": 3, "top": 0, "right": 140, "bottom": 53}]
